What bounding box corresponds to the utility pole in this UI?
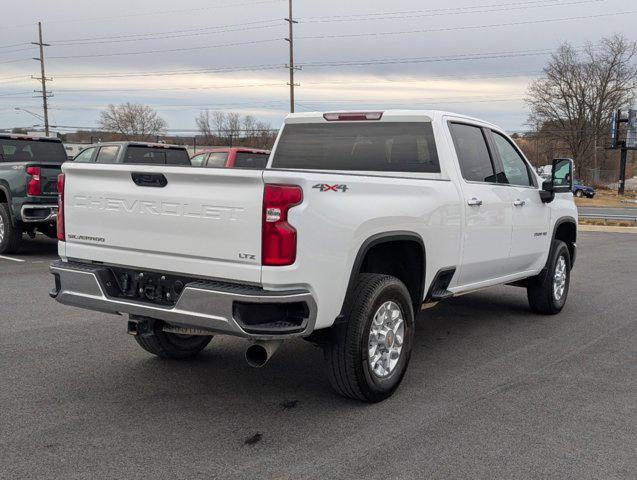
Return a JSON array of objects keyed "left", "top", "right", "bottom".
[
  {"left": 285, "top": 0, "right": 299, "bottom": 113},
  {"left": 31, "top": 21, "right": 51, "bottom": 137}
]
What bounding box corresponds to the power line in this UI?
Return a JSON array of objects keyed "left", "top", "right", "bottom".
[
  {"left": 46, "top": 45, "right": 559, "bottom": 80},
  {"left": 55, "top": 82, "right": 285, "bottom": 94},
  {"left": 299, "top": 0, "right": 604, "bottom": 23},
  {"left": 54, "top": 64, "right": 287, "bottom": 79},
  {"left": 296, "top": 11, "right": 637, "bottom": 42},
  {"left": 47, "top": 38, "right": 281, "bottom": 60},
  {"left": 49, "top": 20, "right": 284, "bottom": 46},
  {"left": 40, "top": 0, "right": 286, "bottom": 25}
]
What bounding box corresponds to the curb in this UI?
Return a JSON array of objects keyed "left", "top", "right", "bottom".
[{"left": 579, "top": 225, "right": 637, "bottom": 233}]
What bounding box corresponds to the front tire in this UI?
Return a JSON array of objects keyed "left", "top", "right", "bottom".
[
  {"left": 133, "top": 318, "right": 213, "bottom": 359},
  {"left": 0, "top": 203, "right": 22, "bottom": 254},
  {"left": 575, "top": 190, "right": 583, "bottom": 197},
  {"left": 527, "top": 240, "right": 571, "bottom": 315},
  {"left": 323, "top": 273, "right": 415, "bottom": 402}
]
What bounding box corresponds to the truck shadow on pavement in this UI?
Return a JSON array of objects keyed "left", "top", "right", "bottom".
[{"left": 99, "top": 286, "right": 541, "bottom": 411}]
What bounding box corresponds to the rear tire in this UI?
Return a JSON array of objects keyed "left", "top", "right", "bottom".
[
  {"left": 575, "top": 190, "right": 583, "bottom": 197},
  {"left": 133, "top": 318, "right": 213, "bottom": 359},
  {"left": 527, "top": 240, "right": 571, "bottom": 315},
  {"left": 0, "top": 203, "right": 22, "bottom": 254},
  {"left": 323, "top": 273, "right": 414, "bottom": 403}
]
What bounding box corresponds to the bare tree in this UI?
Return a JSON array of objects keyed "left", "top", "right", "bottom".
[
  {"left": 527, "top": 34, "right": 637, "bottom": 172},
  {"left": 195, "top": 110, "right": 214, "bottom": 144},
  {"left": 196, "top": 110, "right": 276, "bottom": 147},
  {"left": 98, "top": 103, "right": 167, "bottom": 141}
]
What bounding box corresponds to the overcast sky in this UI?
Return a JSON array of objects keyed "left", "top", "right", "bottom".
[{"left": 0, "top": 0, "right": 634, "bottom": 134}]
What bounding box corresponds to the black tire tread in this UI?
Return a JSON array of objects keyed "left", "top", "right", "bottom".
[
  {"left": 324, "top": 273, "right": 412, "bottom": 402},
  {"left": 0, "top": 203, "right": 22, "bottom": 254},
  {"left": 527, "top": 239, "right": 570, "bottom": 315}
]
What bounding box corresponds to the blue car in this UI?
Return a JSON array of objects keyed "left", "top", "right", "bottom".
[{"left": 573, "top": 180, "right": 595, "bottom": 198}]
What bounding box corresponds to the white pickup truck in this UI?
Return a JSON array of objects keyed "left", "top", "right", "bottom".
[{"left": 50, "top": 110, "right": 577, "bottom": 402}]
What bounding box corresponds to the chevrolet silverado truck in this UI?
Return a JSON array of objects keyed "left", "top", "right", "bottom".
[
  {"left": 71, "top": 141, "right": 191, "bottom": 166},
  {"left": 50, "top": 110, "right": 577, "bottom": 402},
  {"left": 0, "top": 134, "right": 66, "bottom": 253}
]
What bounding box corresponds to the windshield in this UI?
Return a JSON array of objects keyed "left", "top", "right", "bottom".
[
  {"left": 123, "top": 146, "right": 190, "bottom": 165},
  {"left": 271, "top": 122, "right": 440, "bottom": 172},
  {"left": 0, "top": 139, "right": 66, "bottom": 163}
]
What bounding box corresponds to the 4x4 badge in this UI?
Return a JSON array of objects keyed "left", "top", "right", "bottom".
[{"left": 312, "top": 183, "right": 348, "bottom": 192}]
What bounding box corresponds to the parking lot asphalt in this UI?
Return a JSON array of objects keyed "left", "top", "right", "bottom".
[{"left": 0, "top": 232, "right": 635, "bottom": 480}]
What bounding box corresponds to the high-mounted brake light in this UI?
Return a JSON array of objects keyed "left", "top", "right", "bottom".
[
  {"left": 323, "top": 112, "right": 383, "bottom": 121},
  {"left": 262, "top": 184, "right": 302, "bottom": 266},
  {"left": 56, "top": 173, "right": 65, "bottom": 241},
  {"left": 26, "top": 166, "right": 41, "bottom": 196}
]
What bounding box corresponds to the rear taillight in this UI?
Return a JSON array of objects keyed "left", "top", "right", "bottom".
[
  {"left": 262, "top": 184, "right": 302, "bottom": 266},
  {"left": 26, "top": 166, "right": 41, "bottom": 196},
  {"left": 56, "top": 173, "right": 65, "bottom": 241}
]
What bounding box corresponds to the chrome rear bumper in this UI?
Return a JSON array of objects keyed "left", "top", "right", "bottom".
[{"left": 50, "top": 260, "right": 317, "bottom": 339}]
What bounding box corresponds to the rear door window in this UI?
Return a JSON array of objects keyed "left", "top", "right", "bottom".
[
  {"left": 234, "top": 152, "right": 268, "bottom": 169},
  {"left": 207, "top": 152, "right": 228, "bottom": 168},
  {"left": 123, "top": 146, "right": 190, "bottom": 165},
  {"left": 95, "top": 146, "right": 120, "bottom": 164},
  {"left": 449, "top": 123, "right": 497, "bottom": 183},
  {"left": 271, "top": 122, "right": 440, "bottom": 172}
]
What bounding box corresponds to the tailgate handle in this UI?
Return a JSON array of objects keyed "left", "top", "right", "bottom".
[{"left": 131, "top": 172, "right": 168, "bottom": 188}]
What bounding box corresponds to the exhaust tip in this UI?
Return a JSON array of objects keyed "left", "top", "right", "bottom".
[{"left": 246, "top": 344, "right": 269, "bottom": 368}]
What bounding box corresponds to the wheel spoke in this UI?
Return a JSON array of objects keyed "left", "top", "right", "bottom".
[{"left": 367, "top": 301, "right": 405, "bottom": 379}]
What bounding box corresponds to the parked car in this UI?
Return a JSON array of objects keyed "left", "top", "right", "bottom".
[
  {"left": 50, "top": 110, "right": 577, "bottom": 402},
  {"left": 190, "top": 147, "right": 270, "bottom": 169},
  {"left": 72, "top": 141, "right": 190, "bottom": 165},
  {"left": 573, "top": 180, "right": 595, "bottom": 198},
  {"left": 0, "top": 134, "right": 66, "bottom": 253}
]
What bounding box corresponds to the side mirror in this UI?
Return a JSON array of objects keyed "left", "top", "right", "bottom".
[{"left": 540, "top": 158, "right": 573, "bottom": 203}]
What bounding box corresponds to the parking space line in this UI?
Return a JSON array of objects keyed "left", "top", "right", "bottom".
[{"left": 0, "top": 255, "right": 25, "bottom": 263}]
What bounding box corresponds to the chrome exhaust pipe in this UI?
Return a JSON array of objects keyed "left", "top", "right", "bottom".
[{"left": 245, "top": 340, "right": 282, "bottom": 368}]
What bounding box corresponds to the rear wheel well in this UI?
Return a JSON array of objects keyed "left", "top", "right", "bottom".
[
  {"left": 358, "top": 239, "right": 425, "bottom": 310},
  {"left": 0, "top": 188, "right": 7, "bottom": 204},
  {"left": 554, "top": 220, "right": 576, "bottom": 262}
]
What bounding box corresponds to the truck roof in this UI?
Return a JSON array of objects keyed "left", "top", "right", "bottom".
[
  {"left": 0, "top": 133, "right": 62, "bottom": 143},
  {"left": 197, "top": 147, "right": 270, "bottom": 154},
  {"left": 284, "top": 110, "right": 500, "bottom": 129},
  {"left": 87, "top": 141, "right": 187, "bottom": 149}
]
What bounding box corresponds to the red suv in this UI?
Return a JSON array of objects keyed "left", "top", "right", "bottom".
[{"left": 190, "top": 147, "right": 270, "bottom": 169}]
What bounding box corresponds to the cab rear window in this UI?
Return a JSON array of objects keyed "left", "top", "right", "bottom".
[
  {"left": 123, "top": 146, "right": 190, "bottom": 165},
  {"left": 271, "top": 122, "right": 440, "bottom": 173},
  {"left": 0, "top": 139, "right": 66, "bottom": 163}
]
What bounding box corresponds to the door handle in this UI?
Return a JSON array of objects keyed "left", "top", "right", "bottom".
[
  {"left": 513, "top": 199, "right": 526, "bottom": 207},
  {"left": 467, "top": 197, "right": 483, "bottom": 206}
]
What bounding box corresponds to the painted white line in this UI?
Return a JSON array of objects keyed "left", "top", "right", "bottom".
[{"left": 0, "top": 255, "right": 26, "bottom": 263}]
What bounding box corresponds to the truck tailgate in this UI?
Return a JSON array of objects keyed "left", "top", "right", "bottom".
[{"left": 60, "top": 163, "right": 264, "bottom": 284}]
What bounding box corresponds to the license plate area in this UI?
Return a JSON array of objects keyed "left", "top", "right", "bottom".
[{"left": 97, "top": 267, "right": 192, "bottom": 307}]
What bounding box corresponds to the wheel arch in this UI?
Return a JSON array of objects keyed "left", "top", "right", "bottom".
[
  {"left": 340, "top": 231, "right": 426, "bottom": 316},
  {"left": 552, "top": 216, "right": 577, "bottom": 267}
]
